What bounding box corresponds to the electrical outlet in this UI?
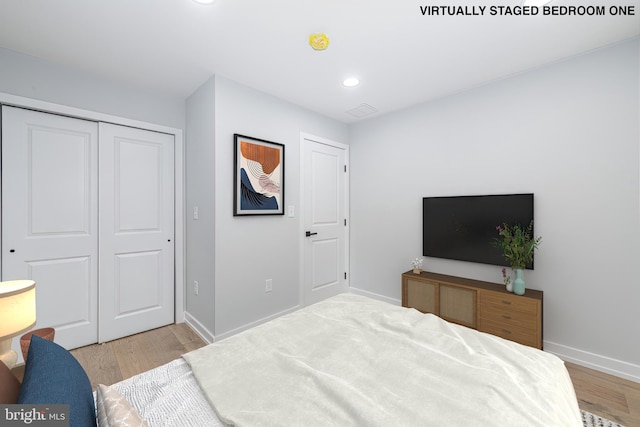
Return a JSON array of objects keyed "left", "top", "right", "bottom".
[
  {"left": 194, "top": 280, "right": 199, "bottom": 295},
  {"left": 265, "top": 279, "right": 273, "bottom": 293}
]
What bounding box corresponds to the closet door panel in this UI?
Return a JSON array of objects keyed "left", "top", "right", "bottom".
[
  {"left": 114, "top": 251, "right": 162, "bottom": 314},
  {"left": 27, "top": 257, "right": 93, "bottom": 331},
  {"left": 1, "top": 106, "right": 99, "bottom": 352},
  {"left": 117, "top": 140, "right": 162, "bottom": 231}
]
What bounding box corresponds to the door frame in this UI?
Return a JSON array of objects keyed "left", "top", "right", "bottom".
[
  {"left": 299, "top": 132, "right": 350, "bottom": 307},
  {"left": 0, "top": 92, "right": 186, "bottom": 324}
]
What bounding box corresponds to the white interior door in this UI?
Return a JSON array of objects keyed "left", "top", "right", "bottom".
[
  {"left": 1, "top": 106, "right": 99, "bottom": 350},
  {"left": 301, "top": 134, "right": 349, "bottom": 306},
  {"left": 98, "top": 123, "right": 175, "bottom": 342}
]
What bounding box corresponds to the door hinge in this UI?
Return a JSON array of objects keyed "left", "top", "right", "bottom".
[
  {"left": 344, "top": 218, "right": 347, "bottom": 226},
  {"left": 344, "top": 164, "right": 347, "bottom": 172},
  {"left": 344, "top": 272, "right": 347, "bottom": 280}
]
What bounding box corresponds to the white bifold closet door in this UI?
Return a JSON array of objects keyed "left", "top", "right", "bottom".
[
  {"left": 1, "top": 106, "right": 174, "bottom": 351},
  {"left": 2, "top": 106, "right": 99, "bottom": 350},
  {"left": 98, "top": 123, "right": 174, "bottom": 343}
]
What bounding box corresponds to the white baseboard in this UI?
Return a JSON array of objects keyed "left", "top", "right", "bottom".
[
  {"left": 544, "top": 340, "right": 640, "bottom": 384},
  {"left": 350, "top": 287, "right": 640, "bottom": 384},
  {"left": 213, "top": 304, "right": 301, "bottom": 342},
  {"left": 184, "top": 311, "right": 215, "bottom": 344},
  {"left": 187, "top": 291, "right": 395, "bottom": 345},
  {"left": 349, "top": 287, "right": 401, "bottom": 306}
]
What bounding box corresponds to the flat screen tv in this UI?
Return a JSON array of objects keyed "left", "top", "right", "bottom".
[{"left": 423, "top": 193, "right": 535, "bottom": 269}]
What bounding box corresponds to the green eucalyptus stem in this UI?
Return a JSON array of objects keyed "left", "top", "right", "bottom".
[{"left": 493, "top": 221, "right": 541, "bottom": 269}]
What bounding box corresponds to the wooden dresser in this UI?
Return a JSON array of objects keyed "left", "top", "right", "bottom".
[{"left": 401, "top": 270, "right": 543, "bottom": 349}]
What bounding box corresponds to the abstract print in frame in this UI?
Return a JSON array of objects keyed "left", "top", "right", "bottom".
[{"left": 234, "top": 134, "right": 285, "bottom": 216}]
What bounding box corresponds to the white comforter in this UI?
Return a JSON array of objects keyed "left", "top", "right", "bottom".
[{"left": 184, "top": 293, "right": 582, "bottom": 427}]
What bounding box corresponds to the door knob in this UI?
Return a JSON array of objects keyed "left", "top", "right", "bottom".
[{"left": 305, "top": 231, "right": 318, "bottom": 237}]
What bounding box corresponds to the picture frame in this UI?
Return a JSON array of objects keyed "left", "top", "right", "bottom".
[{"left": 233, "top": 134, "right": 285, "bottom": 216}]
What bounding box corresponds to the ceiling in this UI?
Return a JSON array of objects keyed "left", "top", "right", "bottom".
[{"left": 0, "top": 0, "right": 638, "bottom": 123}]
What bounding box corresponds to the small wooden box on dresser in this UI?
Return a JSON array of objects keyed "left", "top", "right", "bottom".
[{"left": 402, "top": 270, "right": 543, "bottom": 349}]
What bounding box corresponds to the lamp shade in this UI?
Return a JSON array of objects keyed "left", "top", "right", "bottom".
[{"left": 0, "top": 280, "right": 36, "bottom": 339}]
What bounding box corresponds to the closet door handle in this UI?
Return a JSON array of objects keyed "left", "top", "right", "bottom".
[
  {"left": 9, "top": 249, "right": 15, "bottom": 253},
  {"left": 305, "top": 231, "right": 318, "bottom": 237}
]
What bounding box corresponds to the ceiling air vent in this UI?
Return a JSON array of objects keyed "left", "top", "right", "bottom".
[{"left": 346, "top": 103, "right": 378, "bottom": 118}]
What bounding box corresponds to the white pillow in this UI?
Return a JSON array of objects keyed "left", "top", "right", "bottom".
[{"left": 96, "top": 384, "right": 148, "bottom": 427}]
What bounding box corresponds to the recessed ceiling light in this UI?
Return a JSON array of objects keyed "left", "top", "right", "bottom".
[
  {"left": 193, "top": 0, "right": 215, "bottom": 4},
  {"left": 343, "top": 78, "right": 360, "bottom": 87}
]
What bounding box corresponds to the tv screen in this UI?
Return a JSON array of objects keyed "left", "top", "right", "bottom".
[{"left": 423, "top": 194, "right": 534, "bottom": 268}]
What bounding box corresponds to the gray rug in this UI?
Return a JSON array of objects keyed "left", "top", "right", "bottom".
[{"left": 582, "top": 410, "right": 626, "bottom": 427}]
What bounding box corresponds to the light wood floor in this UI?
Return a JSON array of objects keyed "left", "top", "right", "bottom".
[
  {"left": 11, "top": 324, "right": 205, "bottom": 388},
  {"left": 17, "top": 324, "right": 640, "bottom": 426},
  {"left": 70, "top": 323, "right": 206, "bottom": 390},
  {"left": 565, "top": 362, "right": 640, "bottom": 426}
]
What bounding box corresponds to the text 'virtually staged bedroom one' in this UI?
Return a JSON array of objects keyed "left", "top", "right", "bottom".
[{"left": 0, "top": 0, "right": 638, "bottom": 426}]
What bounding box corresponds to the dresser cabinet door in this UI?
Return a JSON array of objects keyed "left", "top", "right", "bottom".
[
  {"left": 404, "top": 278, "right": 437, "bottom": 314},
  {"left": 439, "top": 284, "right": 476, "bottom": 328}
]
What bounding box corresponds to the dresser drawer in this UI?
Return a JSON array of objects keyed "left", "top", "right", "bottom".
[
  {"left": 479, "top": 307, "right": 538, "bottom": 331},
  {"left": 478, "top": 318, "right": 540, "bottom": 348},
  {"left": 480, "top": 291, "right": 539, "bottom": 317}
]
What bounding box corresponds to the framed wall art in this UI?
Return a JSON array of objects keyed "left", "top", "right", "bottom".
[{"left": 233, "top": 134, "right": 285, "bottom": 216}]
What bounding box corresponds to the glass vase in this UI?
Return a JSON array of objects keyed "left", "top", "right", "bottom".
[{"left": 513, "top": 269, "right": 525, "bottom": 295}]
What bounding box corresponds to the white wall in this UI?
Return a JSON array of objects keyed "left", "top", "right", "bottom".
[
  {"left": 185, "top": 75, "right": 348, "bottom": 338},
  {"left": 0, "top": 48, "right": 185, "bottom": 129},
  {"left": 184, "top": 76, "right": 217, "bottom": 341},
  {"left": 349, "top": 39, "right": 640, "bottom": 381}
]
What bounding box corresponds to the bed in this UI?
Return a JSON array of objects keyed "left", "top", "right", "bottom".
[{"left": 9, "top": 293, "right": 582, "bottom": 426}]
